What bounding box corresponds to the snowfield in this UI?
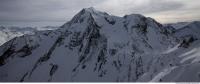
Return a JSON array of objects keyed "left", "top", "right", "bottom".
[{"left": 0, "top": 7, "right": 200, "bottom": 82}]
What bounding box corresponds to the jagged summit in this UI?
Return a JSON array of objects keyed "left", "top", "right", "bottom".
[
  {"left": 62, "top": 7, "right": 162, "bottom": 31},
  {"left": 74, "top": 7, "right": 109, "bottom": 18},
  {"left": 82, "top": 7, "right": 109, "bottom": 16},
  {"left": 61, "top": 7, "right": 105, "bottom": 27},
  {"left": 82, "top": 7, "right": 99, "bottom": 13}
]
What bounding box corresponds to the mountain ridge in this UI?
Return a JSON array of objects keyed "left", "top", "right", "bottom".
[{"left": 0, "top": 7, "right": 200, "bottom": 82}]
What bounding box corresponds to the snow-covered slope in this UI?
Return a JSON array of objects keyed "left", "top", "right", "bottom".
[
  {"left": 0, "top": 7, "right": 200, "bottom": 82},
  {"left": 174, "top": 21, "right": 200, "bottom": 39},
  {"left": 0, "top": 26, "right": 58, "bottom": 46}
]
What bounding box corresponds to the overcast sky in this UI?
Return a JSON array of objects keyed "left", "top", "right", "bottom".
[{"left": 0, "top": 0, "right": 200, "bottom": 25}]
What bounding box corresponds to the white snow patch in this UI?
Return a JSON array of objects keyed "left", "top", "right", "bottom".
[{"left": 150, "top": 67, "right": 177, "bottom": 82}]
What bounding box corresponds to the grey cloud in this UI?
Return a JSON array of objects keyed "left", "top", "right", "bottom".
[
  {"left": 133, "top": 0, "right": 184, "bottom": 14},
  {"left": 109, "top": 0, "right": 185, "bottom": 15}
]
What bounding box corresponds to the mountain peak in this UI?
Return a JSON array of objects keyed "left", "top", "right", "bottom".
[
  {"left": 79, "top": 7, "right": 99, "bottom": 15},
  {"left": 61, "top": 7, "right": 108, "bottom": 28},
  {"left": 1, "top": 7, "right": 200, "bottom": 82},
  {"left": 81, "top": 7, "right": 108, "bottom": 16},
  {"left": 83, "top": 7, "right": 96, "bottom": 12}
]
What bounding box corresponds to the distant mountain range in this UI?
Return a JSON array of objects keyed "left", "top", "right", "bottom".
[
  {"left": 0, "top": 7, "right": 200, "bottom": 82},
  {"left": 0, "top": 26, "right": 58, "bottom": 45}
]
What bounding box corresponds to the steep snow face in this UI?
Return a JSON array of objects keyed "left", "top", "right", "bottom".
[
  {"left": 0, "top": 26, "right": 58, "bottom": 46},
  {"left": 0, "top": 8, "right": 199, "bottom": 82}
]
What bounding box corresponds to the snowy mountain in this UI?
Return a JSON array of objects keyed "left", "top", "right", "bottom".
[
  {"left": 0, "top": 26, "right": 58, "bottom": 46},
  {"left": 173, "top": 21, "right": 200, "bottom": 39},
  {"left": 0, "top": 7, "right": 200, "bottom": 82},
  {"left": 166, "top": 22, "right": 191, "bottom": 29}
]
